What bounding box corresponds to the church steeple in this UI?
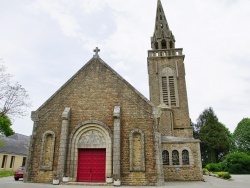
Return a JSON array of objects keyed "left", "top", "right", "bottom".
[{"left": 151, "top": 0, "right": 175, "bottom": 50}]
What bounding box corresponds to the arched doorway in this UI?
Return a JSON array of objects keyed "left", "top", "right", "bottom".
[{"left": 67, "top": 120, "right": 112, "bottom": 182}]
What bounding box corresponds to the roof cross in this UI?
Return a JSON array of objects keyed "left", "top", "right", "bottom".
[{"left": 93, "top": 47, "right": 100, "bottom": 57}]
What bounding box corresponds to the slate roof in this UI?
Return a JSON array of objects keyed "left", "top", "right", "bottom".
[{"left": 0, "top": 133, "right": 30, "bottom": 156}]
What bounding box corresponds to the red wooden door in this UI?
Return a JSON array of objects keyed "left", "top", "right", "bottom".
[{"left": 77, "top": 149, "right": 106, "bottom": 182}]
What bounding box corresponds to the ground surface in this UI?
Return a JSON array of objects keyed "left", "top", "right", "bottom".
[{"left": 0, "top": 175, "right": 249, "bottom": 188}]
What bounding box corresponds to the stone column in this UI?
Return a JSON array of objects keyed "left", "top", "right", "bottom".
[
  {"left": 154, "top": 132, "right": 164, "bottom": 185},
  {"left": 57, "top": 107, "right": 71, "bottom": 180},
  {"left": 24, "top": 111, "right": 39, "bottom": 182},
  {"left": 113, "top": 106, "right": 121, "bottom": 180},
  {"left": 153, "top": 107, "right": 164, "bottom": 186}
]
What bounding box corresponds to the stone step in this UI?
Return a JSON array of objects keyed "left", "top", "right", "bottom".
[{"left": 61, "top": 182, "right": 114, "bottom": 186}]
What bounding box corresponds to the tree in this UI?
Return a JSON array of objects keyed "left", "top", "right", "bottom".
[
  {"left": 194, "top": 107, "right": 231, "bottom": 165},
  {"left": 200, "top": 122, "right": 230, "bottom": 163},
  {"left": 0, "top": 115, "right": 14, "bottom": 136},
  {"left": 221, "top": 152, "right": 250, "bottom": 174},
  {"left": 0, "top": 59, "right": 31, "bottom": 118},
  {"left": 233, "top": 118, "right": 250, "bottom": 154}
]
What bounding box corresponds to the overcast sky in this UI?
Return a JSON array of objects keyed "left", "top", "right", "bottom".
[{"left": 1, "top": 0, "right": 250, "bottom": 136}]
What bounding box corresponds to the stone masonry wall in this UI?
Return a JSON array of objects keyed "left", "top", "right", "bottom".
[
  {"left": 162, "top": 142, "right": 203, "bottom": 181},
  {"left": 148, "top": 56, "right": 192, "bottom": 137},
  {"left": 27, "top": 58, "right": 158, "bottom": 185}
]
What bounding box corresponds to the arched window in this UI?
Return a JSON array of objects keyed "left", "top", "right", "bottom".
[
  {"left": 161, "top": 39, "right": 167, "bottom": 49},
  {"left": 154, "top": 42, "right": 158, "bottom": 49},
  {"left": 162, "top": 150, "right": 169, "bottom": 165},
  {"left": 170, "top": 41, "right": 174, "bottom": 48},
  {"left": 161, "top": 67, "right": 179, "bottom": 107},
  {"left": 40, "top": 131, "right": 55, "bottom": 170},
  {"left": 129, "top": 129, "right": 145, "bottom": 171},
  {"left": 182, "top": 150, "right": 190, "bottom": 165},
  {"left": 172, "top": 150, "right": 179, "bottom": 165},
  {"left": 160, "top": 15, "right": 162, "bottom": 20}
]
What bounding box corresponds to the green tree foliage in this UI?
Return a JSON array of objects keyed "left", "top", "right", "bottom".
[
  {"left": 194, "top": 107, "right": 231, "bottom": 165},
  {"left": 221, "top": 152, "right": 250, "bottom": 174},
  {"left": 0, "top": 115, "right": 14, "bottom": 136},
  {"left": 233, "top": 118, "right": 250, "bottom": 154}
]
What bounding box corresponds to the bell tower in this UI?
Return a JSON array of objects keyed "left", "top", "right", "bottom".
[{"left": 148, "top": 0, "right": 192, "bottom": 138}]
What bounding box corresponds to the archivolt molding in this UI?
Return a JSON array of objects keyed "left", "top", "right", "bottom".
[
  {"left": 69, "top": 120, "right": 112, "bottom": 142},
  {"left": 67, "top": 120, "right": 112, "bottom": 181}
]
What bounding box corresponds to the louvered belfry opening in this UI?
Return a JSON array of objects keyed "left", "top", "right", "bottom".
[
  {"left": 169, "top": 76, "right": 176, "bottom": 106},
  {"left": 162, "top": 75, "right": 177, "bottom": 107},
  {"left": 162, "top": 76, "right": 169, "bottom": 105}
]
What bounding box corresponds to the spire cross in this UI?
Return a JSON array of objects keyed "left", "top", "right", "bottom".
[{"left": 93, "top": 47, "right": 100, "bottom": 57}]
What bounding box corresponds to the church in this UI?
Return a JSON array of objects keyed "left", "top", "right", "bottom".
[{"left": 24, "top": 0, "right": 203, "bottom": 186}]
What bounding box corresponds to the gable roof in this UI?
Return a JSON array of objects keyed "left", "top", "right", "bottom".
[
  {"left": 0, "top": 133, "right": 30, "bottom": 156},
  {"left": 37, "top": 56, "right": 154, "bottom": 111}
]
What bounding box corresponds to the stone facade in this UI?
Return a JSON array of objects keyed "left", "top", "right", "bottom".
[
  {"left": 24, "top": 0, "right": 203, "bottom": 186},
  {"left": 24, "top": 58, "right": 159, "bottom": 185}
]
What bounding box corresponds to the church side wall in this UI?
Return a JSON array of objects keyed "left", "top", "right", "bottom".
[
  {"left": 27, "top": 59, "right": 158, "bottom": 185},
  {"left": 162, "top": 142, "right": 203, "bottom": 181}
]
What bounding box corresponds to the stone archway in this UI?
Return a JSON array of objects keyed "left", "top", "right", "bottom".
[{"left": 67, "top": 120, "right": 112, "bottom": 182}]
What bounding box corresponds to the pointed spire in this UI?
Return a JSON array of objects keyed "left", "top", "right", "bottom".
[{"left": 151, "top": 0, "right": 175, "bottom": 50}]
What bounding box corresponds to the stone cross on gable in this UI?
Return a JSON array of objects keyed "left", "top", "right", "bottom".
[{"left": 93, "top": 47, "right": 100, "bottom": 57}]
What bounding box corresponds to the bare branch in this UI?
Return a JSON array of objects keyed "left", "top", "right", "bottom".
[{"left": 0, "top": 59, "right": 31, "bottom": 118}]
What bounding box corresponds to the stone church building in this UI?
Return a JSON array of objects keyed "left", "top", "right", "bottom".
[{"left": 25, "top": 0, "right": 203, "bottom": 186}]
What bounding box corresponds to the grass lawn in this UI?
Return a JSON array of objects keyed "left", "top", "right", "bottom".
[{"left": 0, "top": 171, "right": 14, "bottom": 178}]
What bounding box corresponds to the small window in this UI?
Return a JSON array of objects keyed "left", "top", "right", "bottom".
[
  {"left": 10, "top": 156, "right": 15, "bottom": 168},
  {"left": 182, "top": 150, "right": 190, "bottom": 165},
  {"left": 154, "top": 42, "right": 158, "bottom": 49},
  {"left": 160, "top": 23, "right": 163, "bottom": 29},
  {"left": 160, "top": 15, "right": 162, "bottom": 20},
  {"left": 159, "top": 8, "right": 161, "bottom": 12},
  {"left": 170, "top": 41, "right": 174, "bottom": 48},
  {"left": 1, "top": 155, "right": 7, "bottom": 168},
  {"left": 161, "top": 39, "right": 167, "bottom": 49},
  {"left": 162, "top": 150, "right": 169, "bottom": 165},
  {"left": 22, "top": 157, "right": 26, "bottom": 167},
  {"left": 172, "top": 150, "right": 179, "bottom": 165}
]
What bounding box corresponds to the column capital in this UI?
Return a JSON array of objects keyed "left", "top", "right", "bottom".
[
  {"left": 113, "top": 106, "right": 121, "bottom": 118},
  {"left": 31, "top": 111, "right": 39, "bottom": 122},
  {"left": 62, "top": 107, "right": 71, "bottom": 120}
]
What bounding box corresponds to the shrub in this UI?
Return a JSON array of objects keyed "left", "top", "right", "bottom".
[
  {"left": 202, "top": 168, "right": 209, "bottom": 174},
  {"left": 217, "top": 172, "right": 231, "bottom": 179},
  {"left": 222, "top": 152, "right": 250, "bottom": 174},
  {"left": 205, "top": 163, "right": 222, "bottom": 172}
]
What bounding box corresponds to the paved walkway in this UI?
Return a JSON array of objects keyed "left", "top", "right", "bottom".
[
  {"left": 0, "top": 175, "right": 249, "bottom": 188},
  {"left": 165, "top": 175, "right": 249, "bottom": 188}
]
